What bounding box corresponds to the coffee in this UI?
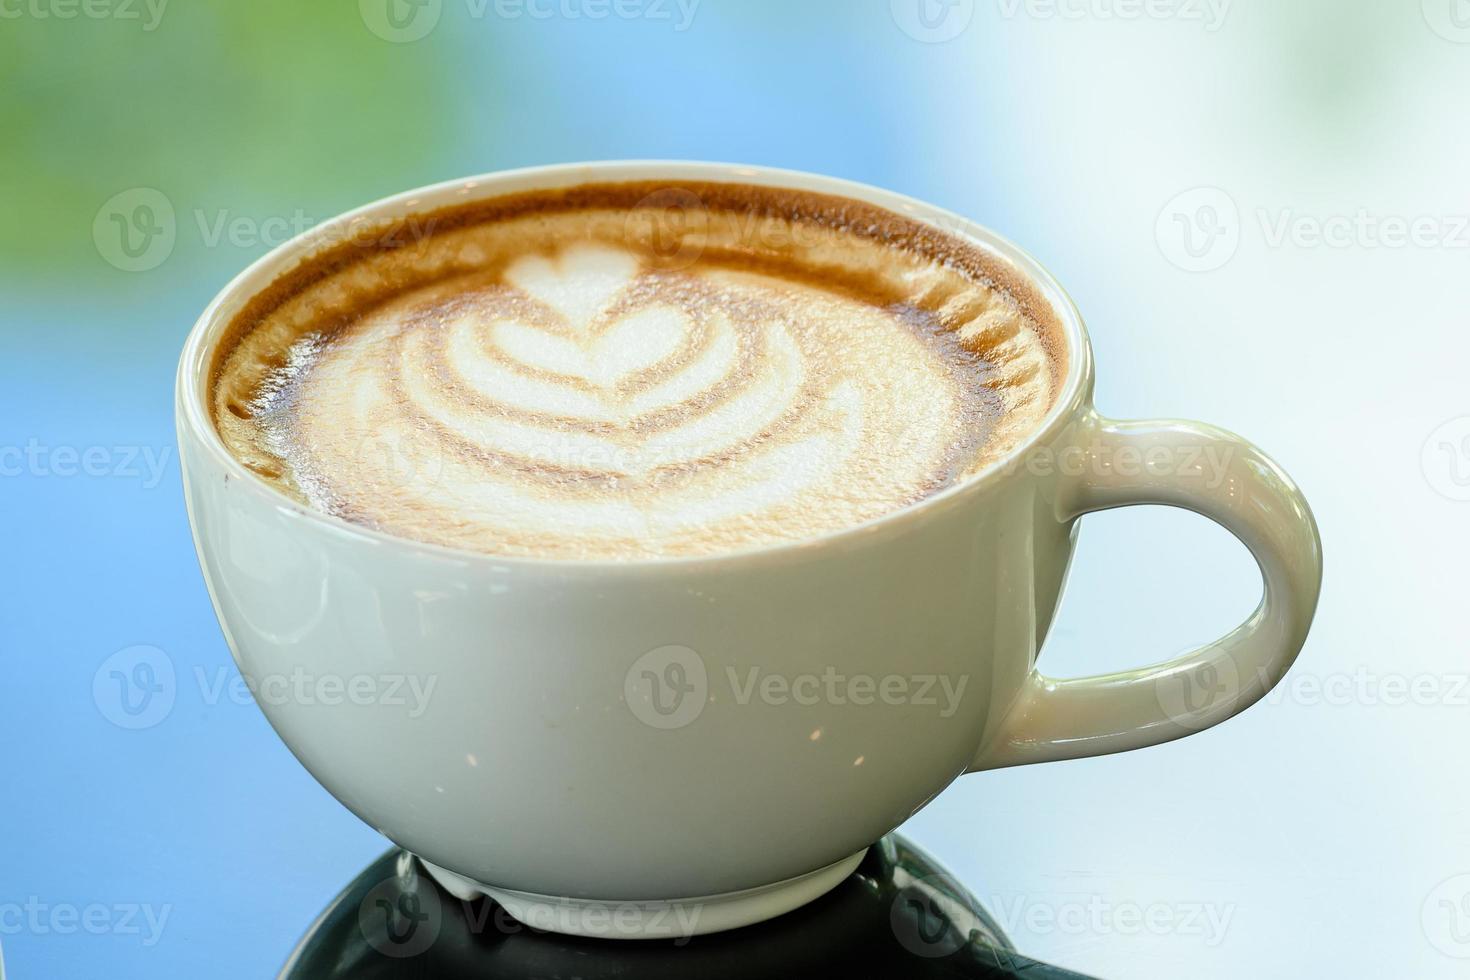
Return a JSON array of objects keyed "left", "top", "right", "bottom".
[{"left": 210, "top": 181, "right": 1064, "bottom": 559}]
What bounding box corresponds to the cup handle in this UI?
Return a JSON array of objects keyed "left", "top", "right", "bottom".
[{"left": 969, "top": 413, "right": 1323, "bottom": 771}]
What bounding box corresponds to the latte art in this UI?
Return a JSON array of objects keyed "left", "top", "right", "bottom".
[{"left": 211, "top": 181, "right": 1063, "bottom": 558}]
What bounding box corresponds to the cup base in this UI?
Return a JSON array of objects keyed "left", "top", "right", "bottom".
[{"left": 417, "top": 848, "right": 869, "bottom": 940}]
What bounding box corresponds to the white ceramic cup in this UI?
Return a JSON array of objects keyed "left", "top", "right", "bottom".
[{"left": 176, "top": 161, "right": 1322, "bottom": 940}]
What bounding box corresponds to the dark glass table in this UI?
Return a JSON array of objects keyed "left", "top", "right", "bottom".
[{"left": 281, "top": 835, "right": 1093, "bottom": 979}]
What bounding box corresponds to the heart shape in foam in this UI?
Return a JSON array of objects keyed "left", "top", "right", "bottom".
[
  {"left": 504, "top": 245, "right": 637, "bottom": 330},
  {"left": 430, "top": 243, "right": 778, "bottom": 434},
  {"left": 488, "top": 245, "right": 689, "bottom": 391}
]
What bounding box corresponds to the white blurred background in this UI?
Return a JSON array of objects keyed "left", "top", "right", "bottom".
[{"left": 903, "top": 2, "right": 1470, "bottom": 976}]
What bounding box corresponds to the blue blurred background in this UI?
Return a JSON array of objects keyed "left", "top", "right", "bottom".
[{"left": 4, "top": 2, "right": 1469, "bottom": 977}]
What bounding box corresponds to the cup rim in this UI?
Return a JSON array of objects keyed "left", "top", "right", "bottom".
[{"left": 176, "top": 160, "right": 1095, "bottom": 570}]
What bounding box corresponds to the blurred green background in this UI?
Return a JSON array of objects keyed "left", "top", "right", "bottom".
[{"left": 2, "top": 3, "right": 451, "bottom": 281}]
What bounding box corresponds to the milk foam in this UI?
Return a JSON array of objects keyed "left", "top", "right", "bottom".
[{"left": 212, "top": 182, "right": 1062, "bottom": 559}]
